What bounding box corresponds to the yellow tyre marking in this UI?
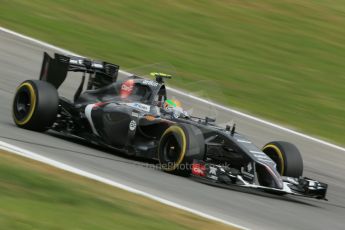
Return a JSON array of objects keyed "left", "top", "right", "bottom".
[
  {"left": 262, "top": 144, "right": 285, "bottom": 175},
  {"left": 159, "top": 126, "right": 187, "bottom": 172},
  {"left": 13, "top": 82, "right": 36, "bottom": 125}
]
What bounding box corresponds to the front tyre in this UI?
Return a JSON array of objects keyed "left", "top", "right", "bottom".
[
  {"left": 158, "top": 124, "right": 204, "bottom": 176},
  {"left": 12, "top": 80, "right": 59, "bottom": 131},
  {"left": 262, "top": 141, "right": 303, "bottom": 178}
]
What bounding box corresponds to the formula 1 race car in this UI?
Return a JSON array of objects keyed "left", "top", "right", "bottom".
[{"left": 12, "top": 52, "right": 328, "bottom": 200}]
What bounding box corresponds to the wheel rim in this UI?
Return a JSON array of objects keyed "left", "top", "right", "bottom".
[
  {"left": 15, "top": 88, "right": 31, "bottom": 119},
  {"left": 162, "top": 133, "right": 182, "bottom": 163},
  {"left": 158, "top": 126, "right": 187, "bottom": 171},
  {"left": 13, "top": 83, "right": 36, "bottom": 125}
]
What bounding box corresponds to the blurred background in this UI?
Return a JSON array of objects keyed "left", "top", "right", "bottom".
[
  {"left": 2, "top": 1, "right": 345, "bottom": 229},
  {"left": 1, "top": 0, "right": 345, "bottom": 144}
]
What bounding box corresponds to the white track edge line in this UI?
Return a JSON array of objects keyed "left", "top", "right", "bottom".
[
  {"left": 0, "top": 140, "right": 247, "bottom": 230},
  {"left": 0, "top": 27, "right": 80, "bottom": 56},
  {"left": 166, "top": 87, "right": 345, "bottom": 152},
  {"left": 1, "top": 26, "right": 343, "bottom": 153}
]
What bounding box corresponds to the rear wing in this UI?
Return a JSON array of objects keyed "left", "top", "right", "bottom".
[{"left": 39, "top": 52, "right": 119, "bottom": 90}]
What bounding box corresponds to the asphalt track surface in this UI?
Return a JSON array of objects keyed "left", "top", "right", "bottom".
[{"left": 1, "top": 30, "right": 345, "bottom": 230}]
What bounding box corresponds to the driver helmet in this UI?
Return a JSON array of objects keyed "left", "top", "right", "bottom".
[
  {"left": 163, "top": 99, "right": 186, "bottom": 118},
  {"left": 163, "top": 99, "right": 181, "bottom": 109}
]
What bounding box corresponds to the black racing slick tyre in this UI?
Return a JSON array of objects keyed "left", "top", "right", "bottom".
[
  {"left": 158, "top": 124, "right": 205, "bottom": 176},
  {"left": 12, "top": 80, "right": 59, "bottom": 131},
  {"left": 262, "top": 141, "right": 303, "bottom": 178}
]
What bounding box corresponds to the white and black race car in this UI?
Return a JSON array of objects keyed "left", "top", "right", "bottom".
[{"left": 12, "top": 52, "right": 327, "bottom": 200}]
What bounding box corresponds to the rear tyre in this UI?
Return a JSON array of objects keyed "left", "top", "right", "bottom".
[
  {"left": 262, "top": 141, "right": 303, "bottom": 177},
  {"left": 12, "top": 80, "right": 59, "bottom": 131},
  {"left": 158, "top": 124, "right": 204, "bottom": 176}
]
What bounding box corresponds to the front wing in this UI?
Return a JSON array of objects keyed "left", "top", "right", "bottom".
[{"left": 190, "top": 161, "right": 328, "bottom": 200}]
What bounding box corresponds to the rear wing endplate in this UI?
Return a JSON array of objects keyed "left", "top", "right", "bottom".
[{"left": 39, "top": 52, "right": 119, "bottom": 89}]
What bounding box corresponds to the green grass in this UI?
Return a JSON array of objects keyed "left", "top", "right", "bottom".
[
  {"left": 1, "top": 0, "right": 345, "bottom": 143},
  {"left": 0, "top": 151, "right": 235, "bottom": 230}
]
